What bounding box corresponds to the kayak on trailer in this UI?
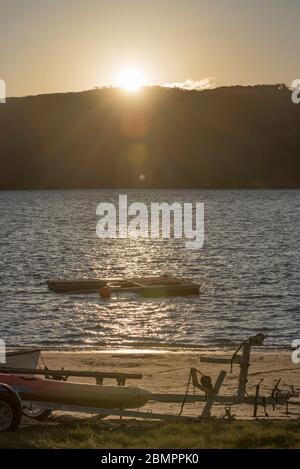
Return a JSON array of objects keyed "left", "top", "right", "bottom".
[{"left": 0, "top": 374, "right": 151, "bottom": 409}]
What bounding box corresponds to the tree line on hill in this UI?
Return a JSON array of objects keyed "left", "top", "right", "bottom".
[{"left": 0, "top": 84, "right": 299, "bottom": 189}]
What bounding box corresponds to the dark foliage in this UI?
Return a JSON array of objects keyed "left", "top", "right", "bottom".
[{"left": 0, "top": 85, "right": 299, "bottom": 189}]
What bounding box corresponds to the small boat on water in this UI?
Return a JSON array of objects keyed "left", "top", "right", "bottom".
[
  {"left": 47, "top": 275, "right": 200, "bottom": 297},
  {"left": 0, "top": 373, "right": 151, "bottom": 410}
]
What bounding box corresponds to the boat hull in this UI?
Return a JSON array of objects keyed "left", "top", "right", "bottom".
[{"left": 0, "top": 374, "right": 151, "bottom": 409}]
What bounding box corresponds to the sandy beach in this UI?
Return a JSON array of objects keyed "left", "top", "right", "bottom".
[{"left": 39, "top": 348, "right": 300, "bottom": 421}]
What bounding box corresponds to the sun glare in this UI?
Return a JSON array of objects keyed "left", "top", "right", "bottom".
[{"left": 115, "top": 67, "right": 145, "bottom": 92}]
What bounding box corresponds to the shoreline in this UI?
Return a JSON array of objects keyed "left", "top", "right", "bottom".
[{"left": 7, "top": 344, "right": 295, "bottom": 354}]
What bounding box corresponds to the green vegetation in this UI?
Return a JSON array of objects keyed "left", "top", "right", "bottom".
[{"left": 0, "top": 418, "right": 299, "bottom": 449}]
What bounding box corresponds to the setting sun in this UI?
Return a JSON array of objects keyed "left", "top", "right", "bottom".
[{"left": 115, "top": 67, "right": 145, "bottom": 92}]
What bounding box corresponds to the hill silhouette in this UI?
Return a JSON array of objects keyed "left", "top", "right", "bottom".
[{"left": 0, "top": 84, "right": 299, "bottom": 189}]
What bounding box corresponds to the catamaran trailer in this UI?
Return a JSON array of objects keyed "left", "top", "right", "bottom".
[
  {"left": 0, "top": 386, "right": 297, "bottom": 433},
  {"left": 0, "top": 367, "right": 147, "bottom": 431},
  {"left": 0, "top": 333, "right": 298, "bottom": 432},
  {"left": 0, "top": 386, "right": 201, "bottom": 432},
  {"left": 0, "top": 366, "right": 144, "bottom": 423}
]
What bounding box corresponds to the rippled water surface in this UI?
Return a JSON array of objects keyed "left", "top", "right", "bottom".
[{"left": 0, "top": 190, "right": 299, "bottom": 349}]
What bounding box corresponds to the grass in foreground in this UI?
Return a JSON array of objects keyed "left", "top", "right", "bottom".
[{"left": 0, "top": 417, "right": 300, "bottom": 449}]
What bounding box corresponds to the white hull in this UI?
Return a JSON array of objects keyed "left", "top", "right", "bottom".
[{"left": 3, "top": 348, "right": 41, "bottom": 369}]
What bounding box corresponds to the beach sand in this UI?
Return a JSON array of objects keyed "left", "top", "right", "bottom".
[{"left": 37, "top": 348, "right": 300, "bottom": 421}]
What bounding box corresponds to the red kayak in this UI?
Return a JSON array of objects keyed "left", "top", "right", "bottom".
[{"left": 0, "top": 373, "right": 151, "bottom": 409}]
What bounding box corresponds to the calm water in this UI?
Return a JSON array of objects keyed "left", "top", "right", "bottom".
[{"left": 0, "top": 190, "right": 299, "bottom": 349}]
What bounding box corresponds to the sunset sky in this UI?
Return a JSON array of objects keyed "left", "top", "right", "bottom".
[{"left": 0, "top": 0, "right": 299, "bottom": 97}]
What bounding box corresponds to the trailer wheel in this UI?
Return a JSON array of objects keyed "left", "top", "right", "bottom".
[
  {"left": 22, "top": 405, "right": 52, "bottom": 421},
  {"left": 0, "top": 389, "right": 22, "bottom": 432}
]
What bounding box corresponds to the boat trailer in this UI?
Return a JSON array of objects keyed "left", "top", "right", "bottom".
[
  {"left": 0, "top": 333, "right": 298, "bottom": 431},
  {"left": 166, "top": 333, "right": 299, "bottom": 419}
]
